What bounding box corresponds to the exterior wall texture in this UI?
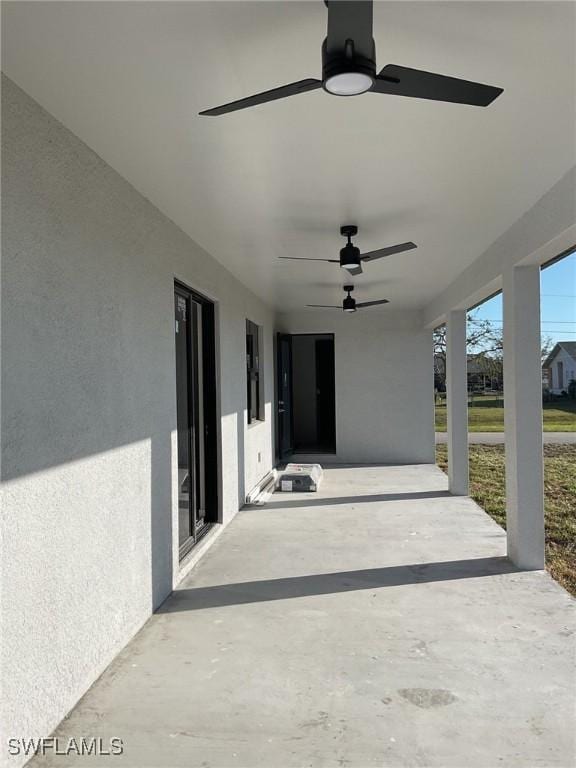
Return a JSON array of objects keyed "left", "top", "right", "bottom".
[
  {"left": 1, "top": 77, "right": 274, "bottom": 764},
  {"left": 2, "top": 75, "right": 435, "bottom": 766},
  {"left": 276, "top": 311, "right": 435, "bottom": 465}
]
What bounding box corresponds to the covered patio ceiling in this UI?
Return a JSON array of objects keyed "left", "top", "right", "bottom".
[{"left": 2, "top": 1, "right": 575, "bottom": 312}]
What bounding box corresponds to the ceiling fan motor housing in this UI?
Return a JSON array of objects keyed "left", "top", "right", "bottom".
[
  {"left": 340, "top": 243, "right": 361, "bottom": 270},
  {"left": 343, "top": 295, "right": 357, "bottom": 313},
  {"left": 322, "top": 38, "right": 376, "bottom": 94}
]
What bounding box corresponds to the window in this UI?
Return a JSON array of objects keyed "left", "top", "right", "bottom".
[{"left": 246, "top": 320, "right": 263, "bottom": 423}]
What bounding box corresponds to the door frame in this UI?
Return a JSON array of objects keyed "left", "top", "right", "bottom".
[
  {"left": 277, "top": 332, "right": 337, "bottom": 458},
  {"left": 276, "top": 332, "right": 294, "bottom": 461},
  {"left": 174, "top": 280, "right": 219, "bottom": 560}
]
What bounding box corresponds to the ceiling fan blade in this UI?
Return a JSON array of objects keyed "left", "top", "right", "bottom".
[
  {"left": 306, "top": 304, "right": 341, "bottom": 308},
  {"left": 372, "top": 65, "right": 503, "bottom": 107},
  {"left": 361, "top": 241, "right": 418, "bottom": 262},
  {"left": 356, "top": 299, "right": 390, "bottom": 308},
  {"left": 326, "top": 1, "right": 374, "bottom": 60},
  {"left": 346, "top": 264, "right": 364, "bottom": 276},
  {"left": 199, "top": 79, "right": 322, "bottom": 116},
  {"left": 279, "top": 257, "right": 339, "bottom": 263}
]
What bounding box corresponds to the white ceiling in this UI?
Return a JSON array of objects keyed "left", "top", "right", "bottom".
[{"left": 3, "top": 1, "right": 575, "bottom": 311}]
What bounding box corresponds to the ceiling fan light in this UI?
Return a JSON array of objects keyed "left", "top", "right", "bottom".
[{"left": 325, "top": 72, "right": 373, "bottom": 96}]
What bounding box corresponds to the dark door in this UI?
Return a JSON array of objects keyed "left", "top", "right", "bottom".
[
  {"left": 557, "top": 361, "right": 564, "bottom": 390},
  {"left": 277, "top": 333, "right": 294, "bottom": 458},
  {"left": 174, "top": 283, "right": 217, "bottom": 559},
  {"left": 315, "top": 337, "right": 336, "bottom": 452}
]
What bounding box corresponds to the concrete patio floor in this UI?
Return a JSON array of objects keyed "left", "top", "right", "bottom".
[{"left": 32, "top": 464, "right": 575, "bottom": 768}]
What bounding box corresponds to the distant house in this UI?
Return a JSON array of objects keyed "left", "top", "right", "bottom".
[
  {"left": 543, "top": 342, "right": 576, "bottom": 393},
  {"left": 434, "top": 353, "right": 503, "bottom": 391}
]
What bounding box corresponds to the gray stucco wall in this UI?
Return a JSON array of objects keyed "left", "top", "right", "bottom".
[{"left": 1, "top": 76, "right": 274, "bottom": 764}]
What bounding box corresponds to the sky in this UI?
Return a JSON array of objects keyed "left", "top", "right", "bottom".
[{"left": 470, "top": 250, "right": 576, "bottom": 350}]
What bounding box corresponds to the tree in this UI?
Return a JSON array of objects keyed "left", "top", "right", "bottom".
[
  {"left": 434, "top": 311, "right": 501, "bottom": 390},
  {"left": 540, "top": 335, "right": 554, "bottom": 365},
  {"left": 433, "top": 311, "right": 552, "bottom": 391}
]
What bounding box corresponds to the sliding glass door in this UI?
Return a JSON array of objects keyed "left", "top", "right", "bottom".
[{"left": 174, "top": 283, "right": 217, "bottom": 558}]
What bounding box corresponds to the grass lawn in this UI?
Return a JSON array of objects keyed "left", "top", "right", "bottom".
[
  {"left": 436, "top": 444, "right": 576, "bottom": 596},
  {"left": 435, "top": 396, "right": 576, "bottom": 432}
]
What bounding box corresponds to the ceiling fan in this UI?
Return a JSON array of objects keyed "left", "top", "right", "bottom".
[
  {"left": 308, "top": 284, "right": 389, "bottom": 313},
  {"left": 199, "top": 0, "right": 503, "bottom": 116},
  {"left": 279, "top": 225, "right": 416, "bottom": 276}
]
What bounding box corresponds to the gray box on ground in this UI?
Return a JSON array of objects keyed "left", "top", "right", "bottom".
[{"left": 277, "top": 463, "right": 323, "bottom": 492}]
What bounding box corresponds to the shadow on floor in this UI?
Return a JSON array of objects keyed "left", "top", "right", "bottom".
[
  {"left": 262, "top": 490, "right": 452, "bottom": 510},
  {"left": 158, "top": 556, "right": 518, "bottom": 613}
]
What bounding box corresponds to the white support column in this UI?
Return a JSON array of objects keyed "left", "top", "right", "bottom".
[
  {"left": 446, "top": 309, "right": 469, "bottom": 496},
  {"left": 503, "top": 265, "right": 545, "bottom": 570}
]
